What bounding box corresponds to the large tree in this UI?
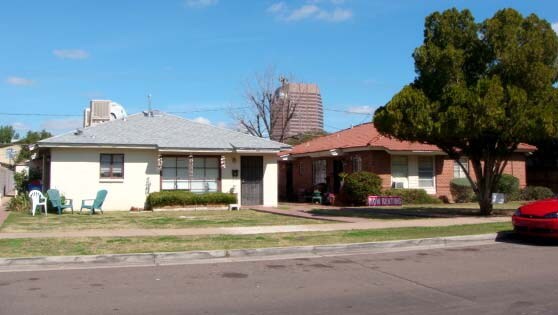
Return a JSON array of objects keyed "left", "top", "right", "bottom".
[
  {"left": 15, "top": 130, "right": 52, "bottom": 163},
  {"left": 373, "top": 8, "right": 558, "bottom": 215},
  {"left": 0, "top": 125, "right": 18, "bottom": 143}
]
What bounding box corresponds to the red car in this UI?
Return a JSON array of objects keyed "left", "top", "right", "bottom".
[{"left": 512, "top": 198, "right": 558, "bottom": 237}]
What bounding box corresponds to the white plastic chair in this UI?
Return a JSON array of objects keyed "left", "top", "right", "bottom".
[{"left": 28, "top": 190, "right": 48, "bottom": 216}]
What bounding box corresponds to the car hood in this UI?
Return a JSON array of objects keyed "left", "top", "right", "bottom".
[{"left": 520, "top": 198, "right": 558, "bottom": 216}]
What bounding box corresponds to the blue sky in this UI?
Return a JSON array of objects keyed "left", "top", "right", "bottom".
[{"left": 1, "top": 0, "right": 557, "bottom": 136}]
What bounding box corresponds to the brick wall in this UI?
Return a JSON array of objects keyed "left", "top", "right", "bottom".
[
  {"left": 279, "top": 151, "right": 528, "bottom": 203},
  {"left": 435, "top": 153, "right": 528, "bottom": 201},
  {"left": 435, "top": 156, "right": 454, "bottom": 201}
]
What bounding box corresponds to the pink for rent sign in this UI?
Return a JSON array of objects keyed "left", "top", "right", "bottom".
[{"left": 367, "top": 196, "right": 403, "bottom": 207}]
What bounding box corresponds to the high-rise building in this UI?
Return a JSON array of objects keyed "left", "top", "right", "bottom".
[{"left": 270, "top": 81, "right": 323, "bottom": 141}]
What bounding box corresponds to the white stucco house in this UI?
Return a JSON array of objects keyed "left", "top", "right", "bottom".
[{"left": 37, "top": 111, "right": 290, "bottom": 210}]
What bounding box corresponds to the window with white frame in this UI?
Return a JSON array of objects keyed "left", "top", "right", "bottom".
[
  {"left": 161, "top": 156, "right": 219, "bottom": 192},
  {"left": 313, "top": 160, "right": 327, "bottom": 185},
  {"left": 453, "top": 157, "right": 469, "bottom": 178},
  {"left": 391, "top": 156, "right": 408, "bottom": 188},
  {"left": 418, "top": 156, "right": 434, "bottom": 188},
  {"left": 352, "top": 155, "right": 362, "bottom": 172}
]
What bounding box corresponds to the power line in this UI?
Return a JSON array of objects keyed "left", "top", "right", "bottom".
[
  {"left": 323, "top": 108, "right": 373, "bottom": 115},
  {"left": 168, "top": 106, "right": 249, "bottom": 114},
  {"left": 0, "top": 106, "right": 250, "bottom": 117},
  {"left": 0, "top": 112, "right": 81, "bottom": 117},
  {"left": 324, "top": 124, "right": 343, "bottom": 131}
]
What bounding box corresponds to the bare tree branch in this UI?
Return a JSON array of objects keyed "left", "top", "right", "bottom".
[{"left": 232, "top": 67, "right": 302, "bottom": 142}]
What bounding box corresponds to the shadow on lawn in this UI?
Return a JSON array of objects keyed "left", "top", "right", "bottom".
[{"left": 309, "top": 206, "right": 514, "bottom": 220}]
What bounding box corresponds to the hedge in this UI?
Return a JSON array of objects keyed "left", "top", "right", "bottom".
[
  {"left": 146, "top": 191, "right": 237, "bottom": 209},
  {"left": 450, "top": 178, "right": 474, "bottom": 203},
  {"left": 382, "top": 188, "right": 442, "bottom": 204},
  {"left": 519, "top": 186, "right": 555, "bottom": 201}
]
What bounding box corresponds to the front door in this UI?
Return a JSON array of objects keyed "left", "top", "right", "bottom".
[
  {"left": 241, "top": 156, "right": 264, "bottom": 205},
  {"left": 333, "top": 159, "right": 343, "bottom": 193}
]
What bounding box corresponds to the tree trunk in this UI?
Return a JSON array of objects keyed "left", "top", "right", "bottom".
[
  {"left": 478, "top": 189, "right": 493, "bottom": 216},
  {"left": 470, "top": 156, "right": 495, "bottom": 216}
]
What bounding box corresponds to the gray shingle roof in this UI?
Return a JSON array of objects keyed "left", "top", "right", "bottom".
[{"left": 38, "top": 112, "right": 290, "bottom": 151}]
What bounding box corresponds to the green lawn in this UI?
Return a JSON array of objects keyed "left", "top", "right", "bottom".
[
  {"left": 0, "top": 210, "right": 327, "bottom": 233},
  {"left": 0, "top": 222, "right": 512, "bottom": 258},
  {"left": 310, "top": 202, "right": 523, "bottom": 220}
]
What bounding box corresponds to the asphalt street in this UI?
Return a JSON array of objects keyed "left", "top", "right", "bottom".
[{"left": 1, "top": 240, "right": 558, "bottom": 315}]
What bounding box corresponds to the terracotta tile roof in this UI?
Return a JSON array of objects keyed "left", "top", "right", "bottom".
[{"left": 283, "top": 122, "right": 536, "bottom": 156}]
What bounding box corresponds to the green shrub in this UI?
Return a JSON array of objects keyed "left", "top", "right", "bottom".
[
  {"left": 382, "top": 188, "right": 442, "bottom": 204},
  {"left": 7, "top": 195, "right": 30, "bottom": 212},
  {"left": 341, "top": 171, "right": 382, "bottom": 205},
  {"left": 146, "top": 191, "right": 237, "bottom": 209},
  {"left": 520, "top": 186, "right": 555, "bottom": 201},
  {"left": 450, "top": 178, "right": 475, "bottom": 203},
  {"left": 495, "top": 174, "right": 519, "bottom": 195},
  {"left": 13, "top": 171, "right": 28, "bottom": 194}
]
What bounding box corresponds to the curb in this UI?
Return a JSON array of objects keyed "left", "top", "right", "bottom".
[{"left": 0, "top": 233, "right": 508, "bottom": 271}]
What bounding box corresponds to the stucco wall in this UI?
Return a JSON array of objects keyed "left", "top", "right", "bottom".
[
  {"left": 50, "top": 149, "right": 279, "bottom": 210},
  {"left": 50, "top": 148, "right": 160, "bottom": 211},
  {"left": 263, "top": 155, "right": 278, "bottom": 207},
  {"left": 220, "top": 153, "right": 241, "bottom": 206}
]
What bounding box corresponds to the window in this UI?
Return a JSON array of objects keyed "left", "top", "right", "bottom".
[
  {"left": 352, "top": 155, "right": 362, "bottom": 172},
  {"left": 453, "top": 157, "right": 469, "bottom": 178},
  {"left": 192, "top": 157, "right": 219, "bottom": 193},
  {"left": 313, "top": 160, "right": 327, "bottom": 185},
  {"left": 391, "top": 156, "right": 409, "bottom": 182},
  {"left": 161, "top": 156, "right": 219, "bottom": 192},
  {"left": 418, "top": 156, "right": 434, "bottom": 188},
  {"left": 100, "top": 154, "right": 124, "bottom": 178}
]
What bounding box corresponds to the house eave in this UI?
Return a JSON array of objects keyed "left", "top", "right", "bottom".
[{"left": 37, "top": 143, "right": 157, "bottom": 150}]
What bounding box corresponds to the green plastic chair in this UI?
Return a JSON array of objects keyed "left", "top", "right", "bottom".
[
  {"left": 80, "top": 190, "right": 108, "bottom": 215},
  {"left": 46, "top": 189, "right": 74, "bottom": 215},
  {"left": 311, "top": 190, "right": 322, "bottom": 204}
]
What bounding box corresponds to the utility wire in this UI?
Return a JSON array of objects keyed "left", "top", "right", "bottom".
[
  {"left": 0, "top": 106, "right": 250, "bottom": 117},
  {"left": 0, "top": 112, "right": 81, "bottom": 117},
  {"left": 0, "top": 107, "right": 371, "bottom": 117},
  {"left": 323, "top": 108, "right": 373, "bottom": 115}
]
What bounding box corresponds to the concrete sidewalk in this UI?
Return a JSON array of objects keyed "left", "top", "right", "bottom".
[{"left": 0, "top": 216, "right": 509, "bottom": 239}]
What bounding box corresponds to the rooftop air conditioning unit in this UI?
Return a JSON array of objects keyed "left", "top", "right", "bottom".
[{"left": 83, "top": 100, "right": 127, "bottom": 127}]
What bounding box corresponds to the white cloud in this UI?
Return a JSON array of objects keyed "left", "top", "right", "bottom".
[
  {"left": 11, "top": 122, "right": 29, "bottom": 131},
  {"left": 346, "top": 105, "right": 375, "bottom": 114},
  {"left": 317, "top": 8, "right": 352, "bottom": 22},
  {"left": 184, "top": 0, "right": 218, "bottom": 8},
  {"left": 5, "top": 76, "right": 34, "bottom": 86},
  {"left": 552, "top": 22, "right": 558, "bottom": 34},
  {"left": 53, "top": 49, "right": 89, "bottom": 60},
  {"left": 41, "top": 118, "right": 82, "bottom": 131},
  {"left": 269, "top": 1, "right": 353, "bottom": 23},
  {"left": 192, "top": 117, "right": 211, "bottom": 125},
  {"left": 286, "top": 5, "right": 320, "bottom": 21},
  {"left": 267, "top": 2, "right": 286, "bottom": 14}
]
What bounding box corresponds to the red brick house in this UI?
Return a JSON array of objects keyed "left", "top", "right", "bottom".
[{"left": 278, "top": 123, "right": 534, "bottom": 202}]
